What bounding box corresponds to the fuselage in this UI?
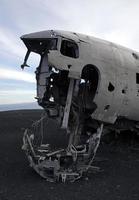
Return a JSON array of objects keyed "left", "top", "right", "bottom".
[{"left": 21, "top": 30, "right": 139, "bottom": 124}]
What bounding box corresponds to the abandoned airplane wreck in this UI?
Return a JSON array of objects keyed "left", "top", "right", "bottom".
[{"left": 21, "top": 30, "right": 139, "bottom": 182}]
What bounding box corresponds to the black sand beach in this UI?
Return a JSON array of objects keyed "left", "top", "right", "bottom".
[{"left": 0, "top": 110, "right": 139, "bottom": 200}]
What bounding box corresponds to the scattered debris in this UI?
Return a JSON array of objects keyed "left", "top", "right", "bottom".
[{"left": 22, "top": 114, "right": 103, "bottom": 182}]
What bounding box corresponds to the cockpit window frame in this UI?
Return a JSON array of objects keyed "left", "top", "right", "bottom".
[
  {"left": 60, "top": 39, "right": 79, "bottom": 59},
  {"left": 22, "top": 38, "right": 58, "bottom": 55}
]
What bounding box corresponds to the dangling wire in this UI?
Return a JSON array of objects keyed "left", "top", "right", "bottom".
[
  {"left": 31, "top": 111, "right": 48, "bottom": 146},
  {"left": 86, "top": 124, "right": 103, "bottom": 171}
]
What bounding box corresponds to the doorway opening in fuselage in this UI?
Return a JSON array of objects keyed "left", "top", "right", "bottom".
[{"left": 80, "top": 65, "right": 99, "bottom": 115}]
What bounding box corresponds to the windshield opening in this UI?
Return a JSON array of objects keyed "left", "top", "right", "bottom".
[
  {"left": 22, "top": 38, "right": 58, "bottom": 54},
  {"left": 21, "top": 38, "right": 58, "bottom": 69}
]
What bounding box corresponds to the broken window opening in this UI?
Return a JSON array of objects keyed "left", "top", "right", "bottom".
[
  {"left": 60, "top": 40, "right": 79, "bottom": 58},
  {"left": 26, "top": 52, "right": 41, "bottom": 69},
  {"left": 108, "top": 82, "right": 115, "bottom": 92}
]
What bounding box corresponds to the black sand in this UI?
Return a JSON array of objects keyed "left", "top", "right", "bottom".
[{"left": 0, "top": 110, "right": 139, "bottom": 200}]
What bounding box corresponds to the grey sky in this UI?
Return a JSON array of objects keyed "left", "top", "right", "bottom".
[{"left": 0, "top": 0, "right": 139, "bottom": 104}]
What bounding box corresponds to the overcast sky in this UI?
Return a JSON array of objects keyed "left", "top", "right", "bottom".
[{"left": 0, "top": 0, "right": 139, "bottom": 104}]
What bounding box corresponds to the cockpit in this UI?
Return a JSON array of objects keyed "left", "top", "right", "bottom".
[
  {"left": 21, "top": 30, "right": 102, "bottom": 182},
  {"left": 21, "top": 36, "right": 79, "bottom": 69},
  {"left": 21, "top": 36, "right": 80, "bottom": 117}
]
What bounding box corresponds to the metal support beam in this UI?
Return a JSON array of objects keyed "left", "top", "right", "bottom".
[{"left": 61, "top": 78, "right": 75, "bottom": 129}]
